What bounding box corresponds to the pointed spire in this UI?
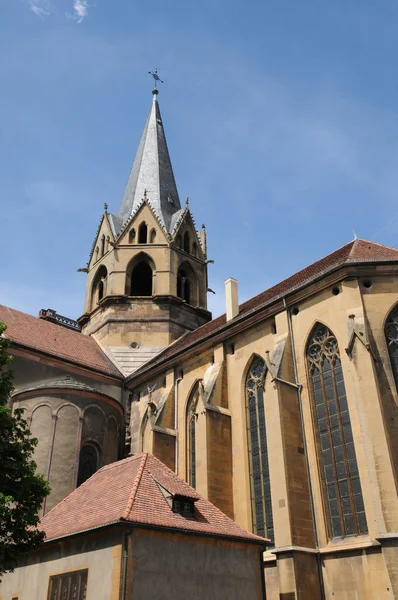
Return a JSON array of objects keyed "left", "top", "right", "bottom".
[{"left": 117, "top": 91, "right": 181, "bottom": 232}]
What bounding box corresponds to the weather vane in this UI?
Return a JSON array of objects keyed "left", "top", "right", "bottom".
[{"left": 148, "top": 68, "right": 164, "bottom": 89}]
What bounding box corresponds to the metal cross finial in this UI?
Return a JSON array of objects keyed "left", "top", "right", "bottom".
[
  {"left": 148, "top": 68, "right": 164, "bottom": 89},
  {"left": 104, "top": 202, "right": 108, "bottom": 213}
]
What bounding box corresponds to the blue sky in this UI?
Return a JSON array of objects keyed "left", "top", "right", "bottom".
[{"left": 2, "top": 0, "right": 398, "bottom": 319}]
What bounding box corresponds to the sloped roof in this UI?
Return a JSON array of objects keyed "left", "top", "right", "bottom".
[
  {"left": 117, "top": 92, "right": 181, "bottom": 233},
  {"left": 0, "top": 305, "right": 121, "bottom": 378},
  {"left": 40, "top": 453, "right": 266, "bottom": 545},
  {"left": 130, "top": 238, "right": 398, "bottom": 376},
  {"left": 13, "top": 376, "right": 119, "bottom": 405},
  {"left": 107, "top": 346, "right": 165, "bottom": 376}
]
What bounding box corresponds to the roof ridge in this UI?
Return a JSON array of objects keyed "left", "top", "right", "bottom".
[
  {"left": 353, "top": 237, "right": 398, "bottom": 252},
  {"left": 122, "top": 452, "right": 149, "bottom": 520},
  {"left": 0, "top": 304, "right": 83, "bottom": 336},
  {"left": 98, "top": 453, "right": 142, "bottom": 473}
]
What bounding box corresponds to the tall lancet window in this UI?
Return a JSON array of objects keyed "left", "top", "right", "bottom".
[
  {"left": 187, "top": 384, "right": 199, "bottom": 488},
  {"left": 246, "top": 357, "right": 274, "bottom": 542},
  {"left": 307, "top": 324, "right": 368, "bottom": 538},
  {"left": 385, "top": 306, "right": 398, "bottom": 390}
]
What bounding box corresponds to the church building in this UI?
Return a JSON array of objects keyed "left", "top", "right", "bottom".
[{"left": 1, "top": 87, "right": 398, "bottom": 599}]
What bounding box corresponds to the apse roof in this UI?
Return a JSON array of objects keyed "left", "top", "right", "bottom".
[{"left": 0, "top": 305, "right": 121, "bottom": 378}]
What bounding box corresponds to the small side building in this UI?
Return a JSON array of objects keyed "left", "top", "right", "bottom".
[{"left": 0, "top": 453, "right": 267, "bottom": 600}]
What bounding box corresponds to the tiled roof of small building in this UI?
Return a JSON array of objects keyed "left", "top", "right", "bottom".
[
  {"left": 130, "top": 238, "right": 398, "bottom": 375},
  {"left": 0, "top": 305, "right": 121, "bottom": 378},
  {"left": 40, "top": 453, "right": 266, "bottom": 545}
]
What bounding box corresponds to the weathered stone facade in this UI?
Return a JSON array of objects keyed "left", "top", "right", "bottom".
[
  {"left": 2, "top": 90, "right": 398, "bottom": 599},
  {"left": 126, "top": 264, "right": 398, "bottom": 600}
]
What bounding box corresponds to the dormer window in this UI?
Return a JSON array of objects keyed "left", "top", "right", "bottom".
[
  {"left": 154, "top": 479, "right": 197, "bottom": 520},
  {"left": 172, "top": 495, "right": 195, "bottom": 517}
]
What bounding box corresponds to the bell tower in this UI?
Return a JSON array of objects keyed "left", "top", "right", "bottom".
[{"left": 78, "top": 89, "right": 211, "bottom": 359}]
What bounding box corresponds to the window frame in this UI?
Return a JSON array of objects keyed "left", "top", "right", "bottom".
[
  {"left": 385, "top": 305, "right": 398, "bottom": 393},
  {"left": 306, "top": 323, "right": 368, "bottom": 539},
  {"left": 245, "top": 356, "right": 274, "bottom": 543},
  {"left": 47, "top": 568, "right": 88, "bottom": 600},
  {"left": 186, "top": 384, "right": 199, "bottom": 489}
]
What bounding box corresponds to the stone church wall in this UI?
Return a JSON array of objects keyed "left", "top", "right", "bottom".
[
  {"left": 10, "top": 354, "right": 124, "bottom": 513},
  {"left": 127, "top": 272, "right": 398, "bottom": 599}
]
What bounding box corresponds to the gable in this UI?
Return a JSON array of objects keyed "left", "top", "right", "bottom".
[
  {"left": 116, "top": 201, "right": 169, "bottom": 246},
  {"left": 172, "top": 209, "right": 204, "bottom": 259},
  {"left": 88, "top": 213, "right": 115, "bottom": 270}
]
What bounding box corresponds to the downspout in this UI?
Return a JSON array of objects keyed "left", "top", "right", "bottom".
[
  {"left": 121, "top": 528, "right": 134, "bottom": 600},
  {"left": 174, "top": 377, "right": 183, "bottom": 473},
  {"left": 283, "top": 298, "right": 325, "bottom": 600},
  {"left": 260, "top": 547, "right": 267, "bottom": 600}
]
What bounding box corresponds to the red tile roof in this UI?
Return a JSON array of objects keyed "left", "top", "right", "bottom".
[
  {"left": 40, "top": 453, "right": 266, "bottom": 545},
  {"left": 131, "top": 238, "right": 398, "bottom": 375},
  {"left": 0, "top": 305, "right": 121, "bottom": 378}
]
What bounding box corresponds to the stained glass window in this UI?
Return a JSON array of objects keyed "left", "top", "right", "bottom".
[
  {"left": 385, "top": 307, "right": 398, "bottom": 389},
  {"left": 47, "top": 570, "right": 88, "bottom": 600},
  {"left": 187, "top": 385, "right": 199, "bottom": 488},
  {"left": 307, "top": 323, "right": 368, "bottom": 538},
  {"left": 246, "top": 357, "right": 274, "bottom": 542}
]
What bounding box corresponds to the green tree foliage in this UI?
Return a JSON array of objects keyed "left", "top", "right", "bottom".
[{"left": 0, "top": 322, "right": 50, "bottom": 577}]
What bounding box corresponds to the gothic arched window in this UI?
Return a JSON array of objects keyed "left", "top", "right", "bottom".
[
  {"left": 130, "top": 261, "right": 153, "bottom": 296},
  {"left": 183, "top": 232, "right": 190, "bottom": 253},
  {"left": 77, "top": 443, "right": 100, "bottom": 487},
  {"left": 307, "top": 323, "right": 368, "bottom": 538},
  {"left": 385, "top": 307, "right": 398, "bottom": 390},
  {"left": 138, "top": 222, "right": 148, "bottom": 244},
  {"left": 187, "top": 385, "right": 199, "bottom": 488},
  {"left": 177, "top": 266, "right": 196, "bottom": 305},
  {"left": 101, "top": 234, "right": 105, "bottom": 256},
  {"left": 98, "top": 279, "right": 104, "bottom": 301},
  {"left": 91, "top": 265, "right": 107, "bottom": 309},
  {"left": 129, "top": 228, "right": 136, "bottom": 244},
  {"left": 246, "top": 356, "right": 274, "bottom": 542},
  {"left": 150, "top": 228, "right": 156, "bottom": 243}
]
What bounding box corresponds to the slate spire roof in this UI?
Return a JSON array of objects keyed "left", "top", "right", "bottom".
[
  {"left": 117, "top": 91, "right": 181, "bottom": 233},
  {"left": 39, "top": 453, "right": 266, "bottom": 545}
]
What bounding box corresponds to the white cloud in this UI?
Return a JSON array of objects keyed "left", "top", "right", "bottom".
[
  {"left": 71, "top": 0, "right": 89, "bottom": 23},
  {"left": 29, "top": 0, "right": 52, "bottom": 17}
]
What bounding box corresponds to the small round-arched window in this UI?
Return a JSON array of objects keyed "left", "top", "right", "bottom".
[{"left": 77, "top": 443, "right": 101, "bottom": 486}]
